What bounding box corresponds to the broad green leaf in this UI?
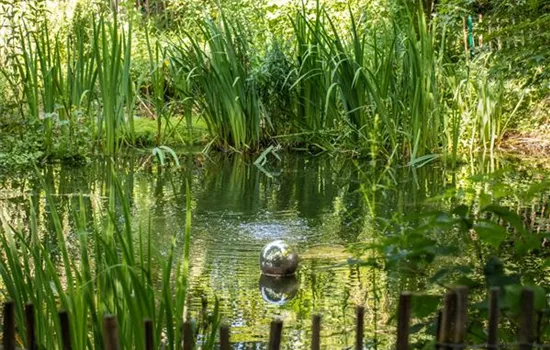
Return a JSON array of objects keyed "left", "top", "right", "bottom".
[
  {"left": 482, "top": 205, "right": 527, "bottom": 235},
  {"left": 452, "top": 205, "right": 469, "bottom": 218},
  {"left": 474, "top": 220, "right": 507, "bottom": 248},
  {"left": 412, "top": 294, "right": 440, "bottom": 318}
]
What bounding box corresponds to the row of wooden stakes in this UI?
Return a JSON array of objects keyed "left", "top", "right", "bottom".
[{"left": 0, "top": 286, "right": 542, "bottom": 349}]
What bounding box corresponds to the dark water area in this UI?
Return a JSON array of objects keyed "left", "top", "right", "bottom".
[{"left": 1, "top": 153, "right": 549, "bottom": 348}]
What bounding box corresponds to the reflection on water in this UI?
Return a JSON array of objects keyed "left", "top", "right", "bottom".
[
  {"left": 259, "top": 275, "right": 299, "bottom": 306},
  {"left": 0, "top": 154, "right": 549, "bottom": 348}
]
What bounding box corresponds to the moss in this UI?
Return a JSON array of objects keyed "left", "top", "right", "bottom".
[{"left": 130, "top": 116, "right": 210, "bottom": 147}]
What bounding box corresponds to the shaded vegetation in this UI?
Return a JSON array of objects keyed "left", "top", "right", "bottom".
[{"left": 0, "top": 0, "right": 548, "bottom": 166}]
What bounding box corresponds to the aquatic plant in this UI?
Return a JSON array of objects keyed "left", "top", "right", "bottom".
[
  {"left": 353, "top": 173, "right": 550, "bottom": 346},
  {"left": 0, "top": 168, "right": 219, "bottom": 349},
  {"left": 169, "top": 14, "right": 263, "bottom": 150},
  {"left": 95, "top": 13, "right": 134, "bottom": 155}
]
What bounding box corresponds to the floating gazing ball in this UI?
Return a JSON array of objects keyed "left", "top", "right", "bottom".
[
  {"left": 259, "top": 274, "right": 299, "bottom": 306},
  {"left": 260, "top": 240, "right": 299, "bottom": 276}
]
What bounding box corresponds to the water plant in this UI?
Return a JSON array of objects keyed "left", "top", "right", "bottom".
[
  {"left": 170, "top": 14, "right": 263, "bottom": 150},
  {"left": 0, "top": 168, "right": 219, "bottom": 349},
  {"left": 95, "top": 14, "right": 134, "bottom": 155},
  {"left": 0, "top": 0, "right": 544, "bottom": 166}
]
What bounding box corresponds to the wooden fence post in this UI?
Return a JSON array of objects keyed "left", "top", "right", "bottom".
[
  {"left": 519, "top": 288, "right": 535, "bottom": 350},
  {"left": 311, "top": 314, "right": 321, "bottom": 350},
  {"left": 103, "top": 315, "right": 120, "bottom": 350},
  {"left": 183, "top": 321, "right": 194, "bottom": 350},
  {"left": 220, "top": 324, "right": 231, "bottom": 350},
  {"left": 268, "top": 319, "right": 283, "bottom": 350},
  {"left": 435, "top": 310, "right": 443, "bottom": 350},
  {"left": 25, "top": 303, "right": 37, "bottom": 350},
  {"left": 453, "top": 287, "right": 468, "bottom": 348},
  {"left": 3, "top": 301, "right": 16, "bottom": 350},
  {"left": 144, "top": 319, "right": 154, "bottom": 350},
  {"left": 488, "top": 287, "right": 500, "bottom": 349},
  {"left": 59, "top": 310, "right": 73, "bottom": 350},
  {"left": 438, "top": 290, "right": 457, "bottom": 350},
  {"left": 396, "top": 293, "right": 412, "bottom": 350},
  {"left": 355, "top": 306, "right": 365, "bottom": 350}
]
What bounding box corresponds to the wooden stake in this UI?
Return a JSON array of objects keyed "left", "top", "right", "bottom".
[
  {"left": 59, "top": 310, "right": 73, "bottom": 350},
  {"left": 3, "top": 301, "right": 16, "bottom": 350},
  {"left": 144, "top": 319, "right": 154, "bottom": 350},
  {"left": 268, "top": 319, "right": 283, "bottom": 350},
  {"left": 438, "top": 291, "right": 457, "bottom": 350},
  {"left": 396, "top": 293, "right": 412, "bottom": 350},
  {"left": 183, "top": 321, "right": 194, "bottom": 350},
  {"left": 355, "top": 306, "right": 365, "bottom": 350},
  {"left": 435, "top": 310, "right": 443, "bottom": 350},
  {"left": 311, "top": 314, "right": 321, "bottom": 350},
  {"left": 25, "top": 303, "right": 37, "bottom": 350},
  {"left": 220, "top": 324, "right": 230, "bottom": 350},
  {"left": 103, "top": 315, "right": 120, "bottom": 350},
  {"left": 519, "top": 288, "right": 535, "bottom": 350},
  {"left": 453, "top": 287, "right": 468, "bottom": 347},
  {"left": 487, "top": 287, "right": 500, "bottom": 349}
]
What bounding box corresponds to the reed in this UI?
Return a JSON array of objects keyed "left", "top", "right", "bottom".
[
  {"left": 286, "top": 1, "right": 447, "bottom": 161},
  {"left": 289, "top": 1, "right": 335, "bottom": 133},
  {"left": 94, "top": 13, "right": 134, "bottom": 155},
  {"left": 170, "top": 14, "right": 263, "bottom": 150},
  {"left": 0, "top": 5, "right": 98, "bottom": 157},
  {"left": 0, "top": 0, "right": 519, "bottom": 165},
  {"left": 0, "top": 167, "right": 219, "bottom": 349}
]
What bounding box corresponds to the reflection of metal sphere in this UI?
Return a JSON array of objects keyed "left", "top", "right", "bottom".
[
  {"left": 260, "top": 240, "right": 299, "bottom": 276},
  {"left": 259, "top": 274, "right": 299, "bottom": 306}
]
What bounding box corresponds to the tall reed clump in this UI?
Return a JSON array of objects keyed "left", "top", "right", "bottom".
[
  {"left": 0, "top": 169, "right": 219, "bottom": 349},
  {"left": 169, "top": 14, "right": 263, "bottom": 150},
  {"left": 288, "top": 2, "right": 447, "bottom": 161},
  {"left": 397, "top": 8, "right": 443, "bottom": 162},
  {"left": 0, "top": 8, "right": 61, "bottom": 156},
  {"left": 94, "top": 14, "right": 134, "bottom": 155},
  {"left": 289, "top": 2, "right": 336, "bottom": 133},
  {"left": 144, "top": 27, "right": 169, "bottom": 145},
  {"left": 0, "top": 3, "right": 138, "bottom": 158},
  {"left": 451, "top": 68, "right": 524, "bottom": 158}
]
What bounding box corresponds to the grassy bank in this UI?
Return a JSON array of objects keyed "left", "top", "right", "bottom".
[{"left": 0, "top": 0, "right": 548, "bottom": 167}]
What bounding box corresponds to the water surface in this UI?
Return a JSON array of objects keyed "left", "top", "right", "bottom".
[{"left": 1, "top": 153, "right": 548, "bottom": 348}]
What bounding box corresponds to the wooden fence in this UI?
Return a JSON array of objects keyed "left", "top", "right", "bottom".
[{"left": 0, "top": 286, "right": 545, "bottom": 349}]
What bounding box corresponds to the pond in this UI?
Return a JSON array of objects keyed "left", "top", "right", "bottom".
[{"left": 0, "top": 153, "right": 549, "bottom": 349}]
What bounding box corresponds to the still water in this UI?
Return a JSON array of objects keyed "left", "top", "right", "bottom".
[{"left": 0, "top": 153, "right": 548, "bottom": 348}]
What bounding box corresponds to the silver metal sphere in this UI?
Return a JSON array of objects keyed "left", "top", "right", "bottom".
[
  {"left": 260, "top": 240, "right": 299, "bottom": 276},
  {"left": 259, "top": 274, "right": 299, "bottom": 305}
]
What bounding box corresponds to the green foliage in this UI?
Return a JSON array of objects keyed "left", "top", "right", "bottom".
[
  {"left": 354, "top": 174, "right": 550, "bottom": 344},
  {"left": 254, "top": 40, "right": 295, "bottom": 134},
  {"left": 0, "top": 168, "right": 220, "bottom": 349},
  {"left": 95, "top": 13, "right": 134, "bottom": 154},
  {"left": 0, "top": 0, "right": 548, "bottom": 166},
  {"left": 169, "top": 14, "right": 264, "bottom": 150}
]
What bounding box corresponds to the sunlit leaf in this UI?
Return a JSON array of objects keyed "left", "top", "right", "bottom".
[
  {"left": 412, "top": 295, "right": 440, "bottom": 318},
  {"left": 482, "top": 205, "right": 527, "bottom": 235},
  {"left": 474, "top": 220, "right": 507, "bottom": 248}
]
